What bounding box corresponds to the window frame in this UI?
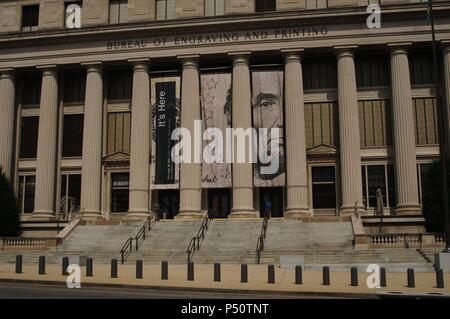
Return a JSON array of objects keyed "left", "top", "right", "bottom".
[{"left": 21, "top": 4, "right": 40, "bottom": 32}]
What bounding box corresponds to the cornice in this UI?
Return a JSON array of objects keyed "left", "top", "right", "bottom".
[{"left": 0, "top": 4, "right": 449, "bottom": 49}]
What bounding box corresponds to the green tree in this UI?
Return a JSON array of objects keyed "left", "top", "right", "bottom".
[
  {"left": 421, "top": 160, "right": 450, "bottom": 232},
  {"left": 0, "top": 172, "right": 21, "bottom": 237}
]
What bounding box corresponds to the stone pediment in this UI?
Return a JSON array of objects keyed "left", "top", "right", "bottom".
[
  {"left": 307, "top": 144, "right": 337, "bottom": 154},
  {"left": 102, "top": 152, "right": 130, "bottom": 166}
]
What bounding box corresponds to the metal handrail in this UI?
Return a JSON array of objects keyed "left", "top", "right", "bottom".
[
  {"left": 187, "top": 213, "right": 211, "bottom": 262},
  {"left": 120, "top": 211, "right": 156, "bottom": 264},
  {"left": 255, "top": 208, "right": 271, "bottom": 264}
]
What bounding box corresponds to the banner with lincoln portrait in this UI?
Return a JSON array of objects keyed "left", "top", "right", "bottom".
[{"left": 252, "top": 71, "right": 285, "bottom": 187}]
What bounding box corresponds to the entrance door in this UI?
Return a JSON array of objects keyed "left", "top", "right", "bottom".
[
  {"left": 208, "top": 188, "right": 231, "bottom": 218},
  {"left": 259, "top": 187, "right": 283, "bottom": 218},
  {"left": 158, "top": 190, "right": 180, "bottom": 219}
]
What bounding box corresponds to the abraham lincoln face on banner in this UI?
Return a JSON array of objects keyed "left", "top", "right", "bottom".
[{"left": 252, "top": 71, "right": 285, "bottom": 183}]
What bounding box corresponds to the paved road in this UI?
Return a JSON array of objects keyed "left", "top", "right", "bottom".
[{"left": 0, "top": 282, "right": 367, "bottom": 299}]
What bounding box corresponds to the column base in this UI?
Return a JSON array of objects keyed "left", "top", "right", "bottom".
[
  {"left": 229, "top": 209, "right": 258, "bottom": 219},
  {"left": 175, "top": 211, "right": 204, "bottom": 220},
  {"left": 32, "top": 210, "right": 56, "bottom": 221},
  {"left": 284, "top": 208, "right": 312, "bottom": 219},
  {"left": 395, "top": 204, "right": 422, "bottom": 216},
  {"left": 80, "top": 209, "right": 102, "bottom": 221},
  {"left": 339, "top": 205, "right": 367, "bottom": 216},
  {"left": 124, "top": 210, "right": 150, "bottom": 221}
]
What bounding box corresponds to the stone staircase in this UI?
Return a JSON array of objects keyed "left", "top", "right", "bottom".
[
  {"left": 0, "top": 221, "right": 143, "bottom": 264},
  {"left": 192, "top": 219, "right": 263, "bottom": 264},
  {"left": 258, "top": 220, "right": 437, "bottom": 272},
  {"left": 129, "top": 219, "right": 203, "bottom": 264},
  {"left": 0, "top": 218, "right": 442, "bottom": 272}
]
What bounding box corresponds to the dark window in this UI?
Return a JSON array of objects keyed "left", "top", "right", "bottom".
[
  {"left": 107, "top": 112, "right": 131, "bottom": 155},
  {"left": 64, "top": 72, "right": 86, "bottom": 103},
  {"left": 413, "top": 97, "right": 438, "bottom": 145},
  {"left": 18, "top": 175, "right": 35, "bottom": 214},
  {"left": 111, "top": 173, "right": 129, "bottom": 212},
  {"left": 19, "top": 117, "right": 39, "bottom": 159},
  {"left": 109, "top": 0, "right": 128, "bottom": 24},
  {"left": 21, "top": 5, "right": 39, "bottom": 31},
  {"left": 409, "top": 53, "right": 434, "bottom": 85},
  {"left": 387, "top": 164, "right": 396, "bottom": 207},
  {"left": 358, "top": 100, "right": 392, "bottom": 147},
  {"left": 255, "top": 0, "right": 276, "bottom": 12},
  {"left": 62, "top": 114, "right": 84, "bottom": 157},
  {"left": 60, "top": 174, "right": 81, "bottom": 212},
  {"left": 107, "top": 69, "right": 133, "bottom": 101},
  {"left": 367, "top": 165, "right": 386, "bottom": 208},
  {"left": 312, "top": 166, "right": 336, "bottom": 209},
  {"left": 303, "top": 59, "right": 337, "bottom": 90},
  {"left": 22, "top": 74, "right": 42, "bottom": 106},
  {"left": 356, "top": 56, "right": 389, "bottom": 87},
  {"left": 158, "top": 190, "right": 180, "bottom": 219}
]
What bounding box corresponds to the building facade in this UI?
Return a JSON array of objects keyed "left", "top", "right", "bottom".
[{"left": 0, "top": 0, "right": 449, "bottom": 222}]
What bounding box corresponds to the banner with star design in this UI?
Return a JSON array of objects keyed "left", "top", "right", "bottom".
[{"left": 200, "top": 73, "right": 232, "bottom": 188}]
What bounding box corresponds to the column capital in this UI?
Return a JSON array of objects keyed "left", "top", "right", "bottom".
[
  {"left": 334, "top": 45, "right": 357, "bottom": 59},
  {"left": 442, "top": 40, "right": 450, "bottom": 53},
  {"left": 178, "top": 55, "right": 200, "bottom": 70},
  {"left": 0, "top": 68, "right": 15, "bottom": 79},
  {"left": 387, "top": 42, "right": 412, "bottom": 56},
  {"left": 129, "top": 58, "right": 150, "bottom": 71},
  {"left": 281, "top": 48, "right": 304, "bottom": 63},
  {"left": 229, "top": 52, "right": 251, "bottom": 66},
  {"left": 36, "top": 65, "right": 58, "bottom": 77},
  {"left": 82, "top": 61, "right": 103, "bottom": 74}
]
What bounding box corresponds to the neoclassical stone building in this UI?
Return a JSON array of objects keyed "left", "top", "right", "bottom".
[{"left": 0, "top": 0, "right": 449, "bottom": 223}]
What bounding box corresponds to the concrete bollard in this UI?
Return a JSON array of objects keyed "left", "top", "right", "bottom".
[
  {"left": 62, "top": 257, "right": 69, "bottom": 276},
  {"left": 15, "top": 255, "right": 22, "bottom": 274},
  {"left": 187, "top": 261, "right": 194, "bottom": 281},
  {"left": 268, "top": 264, "right": 275, "bottom": 284},
  {"left": 111, "top": 259, "right": 118, "bottom": 278},
  {"left": 136, "top": 260, "right": 143, "bottom": 279},
  {"left": 241, "top": 264, "right": 248, "bottom": 283},
  {"left": 295, "top": 265, "right": 302, "bottom": 285},
  {"left": 350, "top": 267, "right": 358, "bottom": 286},
  {"left": 407, "top": 268, "right": 415, "bottom": 288},
  {"left": 214, "top": 263, "right": 221, "bottom": 282},
  {"left": 38, "top": 256, "right": 45, "bottom": 275},
  {"left": 86, "top": 257, "right": 93, "bottom": 277},
  {"left": 161, "top": 261, "right": 168, "bottom": 280},
  {"left": 322, "top": 266, "right": 330, "bottom": 286},
  {"left": 380, "top": 267, "right": 387, "bottom": 287},
  {"left": 436, "top": 268, "right": 444, "bottom": 289}
]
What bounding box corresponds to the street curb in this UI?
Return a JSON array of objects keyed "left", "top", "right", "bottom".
[{"left": 0, "top": 278, "right": 378, "bottom": 298}]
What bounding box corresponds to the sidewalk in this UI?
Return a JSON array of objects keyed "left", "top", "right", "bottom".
[{"left": 0, "top": 263, "right": 449, "bottom": 297}]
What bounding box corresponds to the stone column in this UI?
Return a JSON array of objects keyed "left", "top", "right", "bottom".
[
  {"left": 389, "top": 44, "right": 421, "bottom": 215},
  {"left": 80, "top": 62, "right": 103, "bottom": 219},
  {"left": 127, "top": 60, "right": 151, "bottom": 220},
  {"left": 335, "top": 47, "right": 364, "bottom": 215},
  {"left": 33, "top": 66, "right": 59, "bottom": 219},
  {"left": 0, "top": 69, "right": 16, "bottom": 180},
  {"left": 229, "top": 53, "right": 257, "bottom": 218},
  {"left": 282, "top": 50, "right": 310, "bottom": 218},
  {"left": 443, "top": 42, "right": 450, "bottom": 159},
  {"left": 177, "top": 56, "right": 202, "bottom": 219}
]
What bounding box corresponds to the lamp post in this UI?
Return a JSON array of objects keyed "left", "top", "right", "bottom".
[{"left": 428, "top": 0, "right": 450, "bottom": 252}]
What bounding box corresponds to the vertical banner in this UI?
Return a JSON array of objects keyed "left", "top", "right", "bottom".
[
  {"left": 201, "top": 73, "right": 232, "bottom": 188},
  {"left": 252, "top": 71, "right": 285, "bottom": 187},
  {"left": 151, "top": 77, "right": 181, "bottom": 189}
]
